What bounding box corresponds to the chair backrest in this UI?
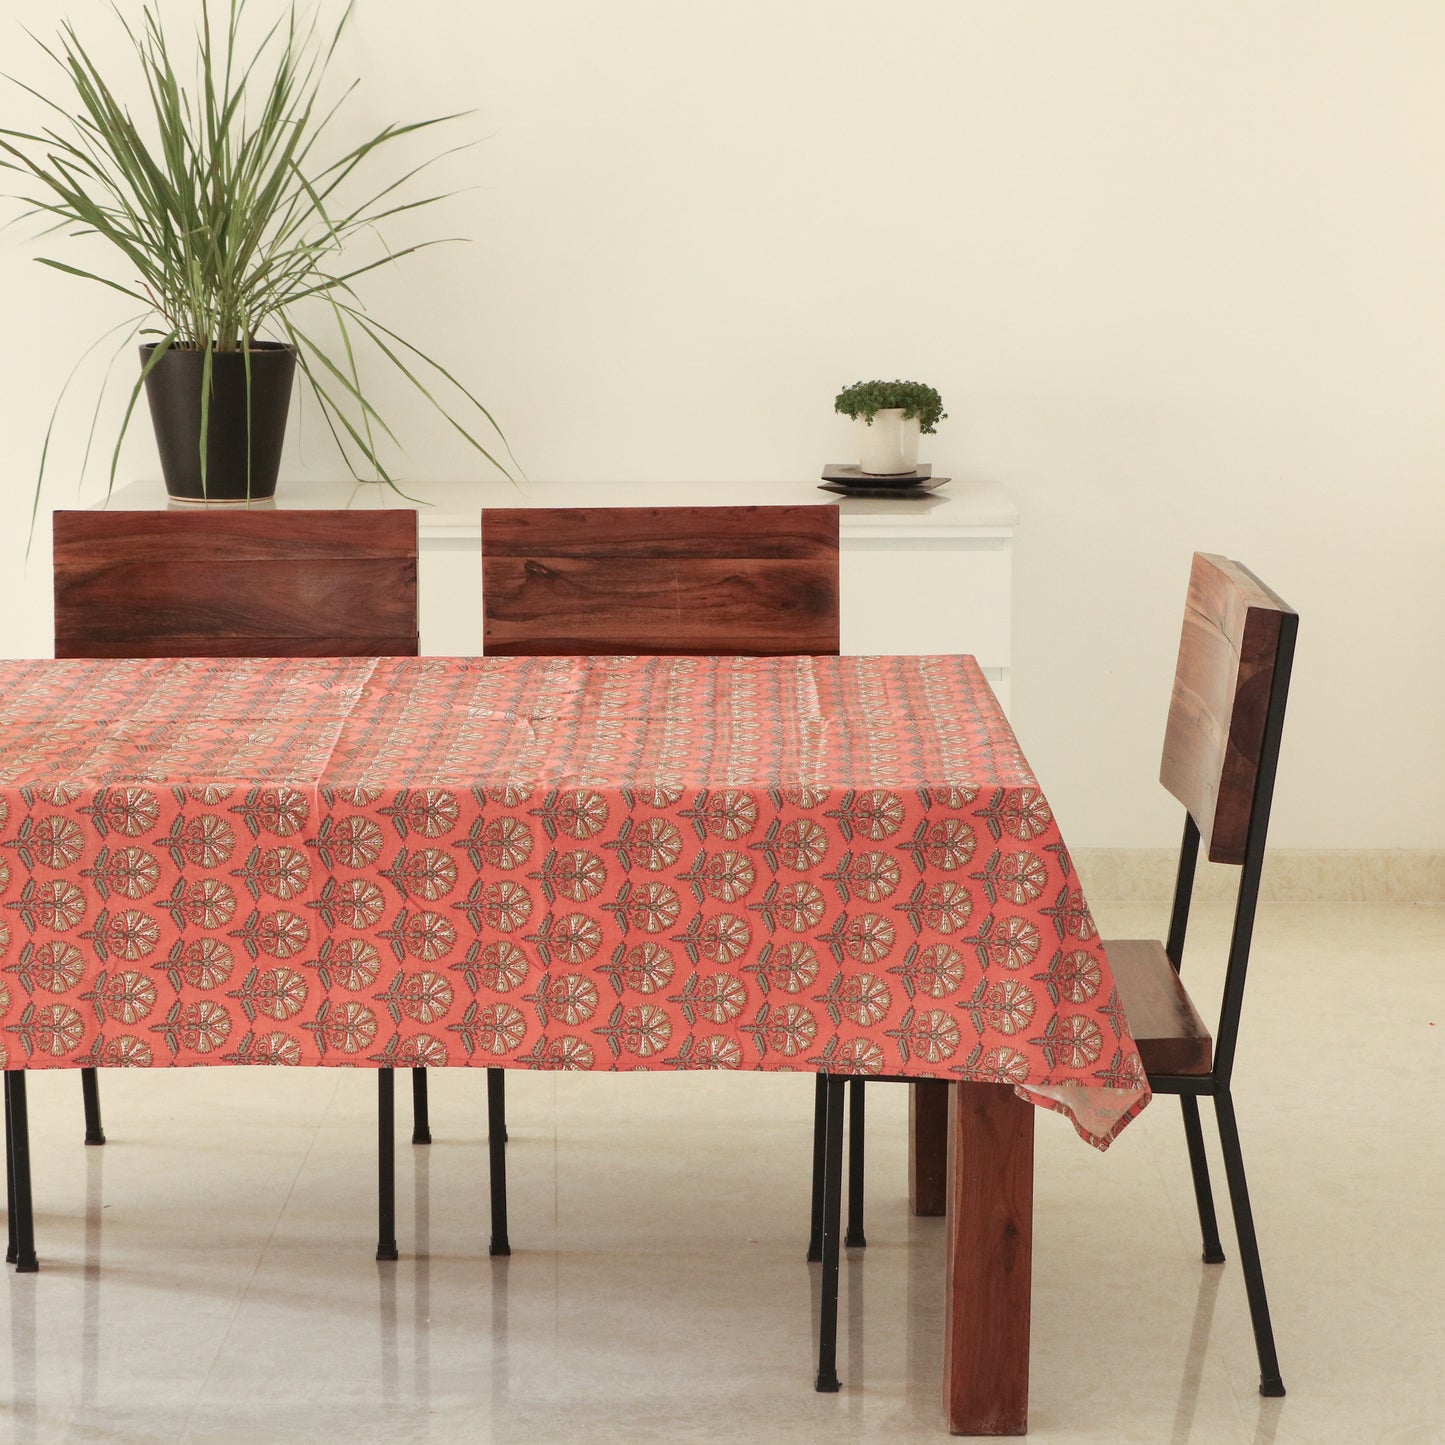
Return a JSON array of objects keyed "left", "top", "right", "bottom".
[
  {"left": 53, "top": 510, "right": 419, "bottom": 658},
  {"left": 481, "top": 505, "right": 840, "bottom": 657},
  {"left": 1159, "top": 553, "right": 1298, "bottom": 867},
  {"left": 1156, "top": 553, "right": 1297, "bottom": 1079}
]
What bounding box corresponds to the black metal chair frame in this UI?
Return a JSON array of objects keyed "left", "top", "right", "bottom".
[{"left": 1138, "top": 758, "right": 1294, "bottom": 1398}]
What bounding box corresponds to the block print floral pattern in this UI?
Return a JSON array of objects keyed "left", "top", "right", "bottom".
[{"left": 0, "top": 654, "right": 1147, "bottom": 1147}]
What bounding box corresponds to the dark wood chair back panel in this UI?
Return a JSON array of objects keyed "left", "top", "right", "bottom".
[
  {"left": 53, "top": 510, "right": 419, "bottom": 658},
  {"left": 1159, "top": 552, "right": 1296, "bottom": 866},
  {"left": 482, "top": 505, "right": 840, "bottom": 657}
]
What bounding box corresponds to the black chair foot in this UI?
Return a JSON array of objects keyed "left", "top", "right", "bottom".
[
  {"left": 14, "top": 1253, "right": 38, "bottom": 1273},
  {"left": 81, "top": 1067, "right": 105, "bottom": 1148},
  {"left": 4, "top": 1245, "right": 15, "bottom": 1265},
  {"left": 1202, "top": 1245, "right": 1226, "bottom": 1264},
  {"left": 1260, "top": 1376, "right": 1286, "bottom": 1398},
  {"left": 411, "top": 1126, "right": 432, "bottom": 1146},
  {"left": 805, "top": 1243, "right": 821, "bottom": 1263},
  {"left": 376, "top": 1241, "right": 398, "bottom": 1262},
  {"left": 844, "top": 1228, "right": 867, "bottom": 1249},
  {"left": 814, "top": 1369, "right": 840, "bottom": 1393},
  {"left": 489, "top": 1236, "right": 511, "bottom": 1257}
]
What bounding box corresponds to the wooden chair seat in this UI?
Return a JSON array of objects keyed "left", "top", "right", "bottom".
[{"left": 1100, "top": 938, "right": 1213, "bottom": 1076}]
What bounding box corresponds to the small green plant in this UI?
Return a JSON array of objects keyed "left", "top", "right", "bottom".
[
  {"left": 0, "top": 0, "right": 514, "bottom": 512},
  {"left": 834, "top": 380, "right": 946, "bottom": 434}
]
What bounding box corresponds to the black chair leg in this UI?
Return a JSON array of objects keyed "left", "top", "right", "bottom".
[
  {"left": 1214, "top": 1091, "right": 1285, "bottom": 1397},
  {"left": 5, "top": 1071, "right": 38, "bottom": 1272},
  {"left": 81, "top": 1067, "right": 105, "bottom": 1146},
  {"left": 1180, "top": 1094, "right": 1224, "bottom": 1263},
  {"left": 845, "top": 1077, "right": 866, "bottom": 1248},
  {"left": 487, "top": 1068, "right": 510, "bottom": 1256},
  {"left": 411, "top": 1067, "right": 431, "bottom": 1145},
  {"left": 5, "top": 1073, "right": 16, "bottom": 1265},
  {"left": 814, "top": 1075, "right": 845, "bottom": 1392},
  {"left": 484, "top": 1067, "right": 510, "bottom": 1144},
  {"left": 376, "top": 1068, "right": 398, "bottom": 1261},
  {"left": 807, "top": 1073, "right": 827, "bottom": 1261}
]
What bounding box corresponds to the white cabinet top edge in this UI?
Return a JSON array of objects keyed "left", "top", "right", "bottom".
[{"left": 92, "top": 477, "right": 1018, "bottom": 540}]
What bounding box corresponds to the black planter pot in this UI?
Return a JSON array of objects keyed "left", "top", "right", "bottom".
[{"left": 140, "top": 341, "right": 296, "bottom": 502}]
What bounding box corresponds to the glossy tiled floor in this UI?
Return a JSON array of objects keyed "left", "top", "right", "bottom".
[{"left": 3, "top": 902, "right": 1442, "bottom": 1443}]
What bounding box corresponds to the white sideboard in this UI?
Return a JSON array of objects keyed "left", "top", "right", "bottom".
[{"left": 96, "top": 477, "right": 1018, "bottom": 707}]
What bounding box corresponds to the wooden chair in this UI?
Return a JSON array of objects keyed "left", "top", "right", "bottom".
[
  {"left": 477, "top": 503, "right": 841, "bottom": 1257},
  {"left": 1102, "top": 552, "right": 1296, "bottom": 1396},
  {"left": 47, "top": 509, "right": 428, "bottom": 1180},
  {"left": 813, "top": 551, "right": 1297, "bottom": 1398}
]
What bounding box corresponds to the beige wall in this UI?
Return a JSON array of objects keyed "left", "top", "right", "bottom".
[{"left": 2, "top": 1, "right": 1442, "bottom": 850}]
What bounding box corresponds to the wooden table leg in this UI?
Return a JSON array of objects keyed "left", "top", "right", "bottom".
[
  {"left": 944, "top": 1082, "right": 1034, "bottom": 1436},
  {"left": 909, "top": 1079, "right": 950, "bottom": 1216}
]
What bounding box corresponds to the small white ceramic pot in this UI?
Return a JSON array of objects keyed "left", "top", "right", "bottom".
[{"left": 857, "top": 408, "right": 921, "bottom": 475}]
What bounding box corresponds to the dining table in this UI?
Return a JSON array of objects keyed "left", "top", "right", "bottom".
[{"left": 0, "top": 649, "right": 1148, "bottom": 1436}]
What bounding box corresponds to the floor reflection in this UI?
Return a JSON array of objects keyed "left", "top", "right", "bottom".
[
  {"left": 82, "top": 1149, "right": 103, "bottom": 1411},
  {"left": 413, "top": 1146, "right": 431, "bottom": 1404},
  {"left": 905, "top": 1208, "right": 944, "bottom": 1400},
  {"left": 1169, "top": 1262, "right": 1222, "bottom": 1445},
  {"left": 377, "top": 1246, "right": 398, "bottom": 1402},
  {"left": 490, "top": 1253, "right": 510, "bottom": 1413},
  {"left": 846, "top": 1234, "right": 867, "bottom": 1428},
  {"left": 7, "top": 1250, "right": 36, "bottom": 1442},
  {"left": 1254, "top": 1397, "right": 1286, "bottom": 1445}
]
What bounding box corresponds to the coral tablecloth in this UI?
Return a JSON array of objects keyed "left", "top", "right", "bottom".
[{"left": 0, "top": 654, "right": 1148, "bottom": 1148}]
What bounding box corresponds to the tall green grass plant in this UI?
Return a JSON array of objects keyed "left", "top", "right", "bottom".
[{"left": 1, "top": 0, "right": 512, "bottom": 507}]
